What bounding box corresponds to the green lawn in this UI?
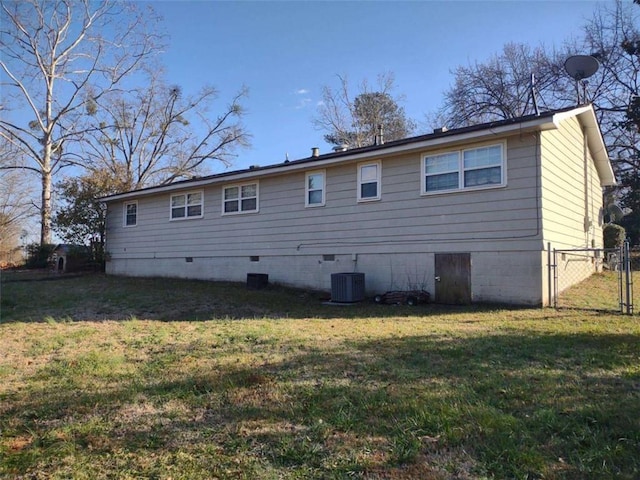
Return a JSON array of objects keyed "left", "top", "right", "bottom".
[{"left": 1, "top": 272, "right": 639, "bottom": 479}]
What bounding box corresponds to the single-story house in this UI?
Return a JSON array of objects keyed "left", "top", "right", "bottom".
[{"left": 102, "top": 104, "right": 615, "bottom": 306}]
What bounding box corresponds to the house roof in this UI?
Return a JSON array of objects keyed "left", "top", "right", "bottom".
[
  {"left": 52, "top": 244, "right": 90, "bottom": 255},
  {"left": 102, "top": 104, "right": 615, "bottom": 203}
]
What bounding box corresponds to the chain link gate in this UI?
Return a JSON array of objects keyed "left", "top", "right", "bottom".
[{"left": 549, "top": 241, "right": 633, "bottom": 314}]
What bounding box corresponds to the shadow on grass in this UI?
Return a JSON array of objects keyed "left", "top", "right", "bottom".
[
  {"left": 2, "top": 330, "right": 639, "bottom": 479},
  {"left": 1, "top": 272, "right": 534, "bottom": 324}
]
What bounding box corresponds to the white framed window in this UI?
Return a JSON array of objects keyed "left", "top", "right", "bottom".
[
  {"left": 357, "top": 161, "right": 381, "bottom": 202},
  {"left": 422, "top": 143, "right": 505, "bottom": 194},
  {"left": 223, "top": 182, "right": 258, "bottom": 214},
  {"left": 123, "top": 201, "right": 137, "bottom": 227},
  {"left": 305, "top": 170, "right": 325, "bottom": 207},
  {"left": 170, "top": 191, "right": 203, "bottom": 220}
]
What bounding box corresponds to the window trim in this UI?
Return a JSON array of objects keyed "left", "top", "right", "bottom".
[
  {"left": 305, "top": 170, "right": 326, "bottom": 207},
  {"left": 222, "top": 182, "right": 259, "bottom": 215},
  {"left": 421, "top": 142, "right": 506, "bottom": 195},
  {"left": 357, "top": 160, "right": 382, "bottom": 202},
  {"left": 123, "top": 201, "right": 138, "bottom": 227},
  {"left": 169, "top": 190, "right": 204, "bottom": 221}
]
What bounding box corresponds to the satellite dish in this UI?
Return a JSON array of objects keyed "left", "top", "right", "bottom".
[
  {"left": 564, "top": 55, "right": 600, "bottom": 104},
  {"left": 564, "top": 55, "right": 600, "bottom": 81},
  {"left": 605, "top": 203, "right": 625, "bottom": 223}
]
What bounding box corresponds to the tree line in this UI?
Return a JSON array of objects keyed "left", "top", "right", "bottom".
[{"left": 1, "top": 0, "right": 639, "bottom": 266}]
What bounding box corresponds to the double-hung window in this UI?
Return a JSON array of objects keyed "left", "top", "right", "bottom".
[
  {"left": 462, "top": 144, "right": 503, "bottom": 188},
  {"left": 123, "top": 201, "right": 137, "bottom": 227},
  {"left": 170, "top": 191, "right": 203, "bottom": 220},
  {"left": 223, "top": 183, "right": 258, "bottom": 214},
  {"left": 306, "top": 170, "right": 325, "bottom": 207},
  {"left": 357, "top": 161, "right": 381, "bottom": 202},
  {"left": 423, "top": 143, "right": 504, "bottom": 194}
]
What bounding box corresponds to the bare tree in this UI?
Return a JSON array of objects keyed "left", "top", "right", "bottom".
[
  {"left": 432, "top": 1, "right": 640, "bottom": 239},
  {"left": 437, "top": 43, "right": 572, "bottom": 129},
  {"left": 437, "top": 3, "right": 640, "bottom": 134},
  {"left": 581, "top": 0, "right": 640, "bottom": 241},
  {"left": 433, "top": 2, "right": 640, "bottom": 178},
  {"left": 583, "top": 1, "right": 640, "bottom": 174},
  {"left": 0, "top": 140, "right": 35, "bottom": 263},
  {"left": 0, "top": 0, "right": 162, "bottom": 244},
  {"left": 314, "top": 72, "right": 415, "bottom": 148},
  {"left": 81, "top": 72, "right": 250, "bottom": 189},
  {"left": 0, "top": 169, "right": 34, "bottom": 263}
]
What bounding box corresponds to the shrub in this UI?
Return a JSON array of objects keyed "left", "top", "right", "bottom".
[
  {"left": 24, "top": 243, "right": 56, "bottom": 269},
  {"left": 604, "top": 224, "right": 626, "bottom": 248}
]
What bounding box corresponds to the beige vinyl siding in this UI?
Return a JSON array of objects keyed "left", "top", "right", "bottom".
[
  {"left": 540, "top": 115, "right": 604, "bottom": 249},
  {"left": 106, "top": 136, "right": 541, "bottom": 261},
  {"left": 588, "top": 143, "right": 605, "bottom": 249},
  {"left": 539, "top": 115, "right": 606, "bottom": 300}
]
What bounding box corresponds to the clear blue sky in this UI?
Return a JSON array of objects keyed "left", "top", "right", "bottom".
[{"left": 148, "top": 0, "right": 603, "bottom": 172}]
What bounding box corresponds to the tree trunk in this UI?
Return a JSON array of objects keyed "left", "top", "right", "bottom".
[
  {"left": 40, "top": 137, "right": 52, "bottom": 245},
  {"left": 40, "top": 169, "right": 52, "bottom": 245}
]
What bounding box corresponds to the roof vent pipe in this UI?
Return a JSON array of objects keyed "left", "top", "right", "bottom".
[
  {"left": 374, "top": 124, "right": 384, "bottom": 145},
  {"left": 311, "top": 147, "right": 320, "bottom": 157}
]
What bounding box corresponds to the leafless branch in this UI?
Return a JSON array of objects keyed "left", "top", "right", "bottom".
[{"left": 0, "top": 0, "right": 164, "bottom": 243}]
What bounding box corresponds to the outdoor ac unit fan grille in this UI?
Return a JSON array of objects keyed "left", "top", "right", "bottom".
[{"left": 331, "top": 272, "right": 365, "bottom": 302}]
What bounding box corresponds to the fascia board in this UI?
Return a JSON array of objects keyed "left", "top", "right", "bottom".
[
  {"left": 101, "top": 177, "right": 233, "bottom": 203},
  {"left": 550, "top": 105, "right": 593, "bottom": 125}
]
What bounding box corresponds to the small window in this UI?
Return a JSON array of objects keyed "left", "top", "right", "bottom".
[
  {"left": 306, "top": 170, "right": 325, "bottom": 207},
  {"left": 170, "top": 191, "right": 203, "bottom": 220},
  {"left": 423, "top": 143, "right": 505, "bottom": 194},
  {"left": 124, "top": 201, "right": 137, "bottom": 227},
  {"left": 250, "top": 256, "right": 260, "bottom": 262},
  {"left": 322, "top": 254, "right": 335, "bottom": 262},
  {"left": 223, "top": 183, "right": 258, "bottom": 214},
  {"left": 358, "top": 161, "right": 381, "bottom": 202}
]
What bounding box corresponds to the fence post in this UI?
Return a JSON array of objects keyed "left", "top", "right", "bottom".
[
  {"left": 547, "top": 242, "right": 552, "bottom": 308},
  {"left": 552, "top": 247, "right": 558, "bottom": 309},
  {"left": 624, "top": 240, "right": 633, "bottom": 315},
  {"left": 618, "top": 244, "right": 624, "bottom": 314}
]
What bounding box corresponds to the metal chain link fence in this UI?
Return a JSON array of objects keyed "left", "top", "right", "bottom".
[{"left": 551, "top": 242, "right": 633, "bottom": 314}]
